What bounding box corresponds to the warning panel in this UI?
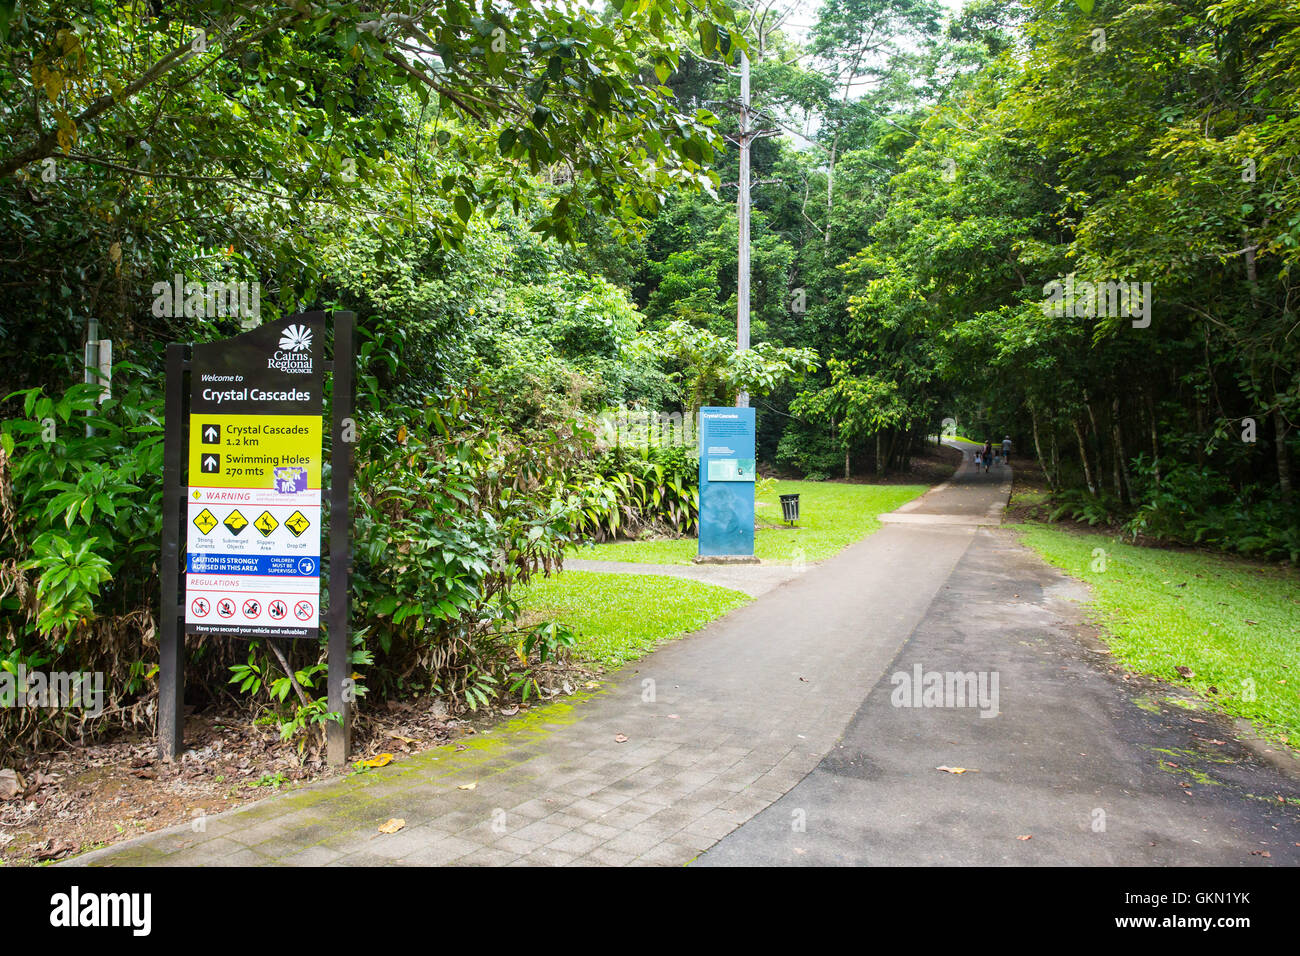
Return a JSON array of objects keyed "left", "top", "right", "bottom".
[{"left": 184, "top": 317, "right": 324, "bottom": 639}]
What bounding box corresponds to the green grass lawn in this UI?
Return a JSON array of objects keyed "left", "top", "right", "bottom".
[
  {"left": 570, "top": 480, "right": 928, "bottom": 566},
  {"left": 519, "top": 570, "right": 750, "bottom": 669},
  {"left": 1012, "top": 523, "right": 1300, "bottom": 744}
]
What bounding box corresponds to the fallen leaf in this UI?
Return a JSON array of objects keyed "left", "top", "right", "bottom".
[
  {"left": 584, "top": 681, "right": 601, "bottom": 690},
  {"left": 457, "top": 782, "right": 477, "bottom": 791},
  {"left": 1017, "top": 834, "right": 1032, "bottom": 841},
  {"left": 666, "top": 714, "right": 679, "bottom": 719},
  {"left": 500, "top": 706, "right": 519, "bottom": 717},
  {"left": 936, "top": 766, "right": 977, "bottom": 774},
  {"left": 1250, "top": 850, "right": 1271, "bottom": 858},
  {"left": 0, "top": 769, "right": 23, "bottom": 800},
  {"left": 614, "top": 734, "right": 629, "bottom": 743},
  {"left": 360, "top": 753, "right": 394, "bottom": 768},
  {"left": 377, "top": 818, "right": 405, "bottom": 834},
  {"left": 33, "top": 839, "right": 75, "bottom": 861},
  {"left": 1175, "top": 665, "right": 1194, "bottom": 679}
]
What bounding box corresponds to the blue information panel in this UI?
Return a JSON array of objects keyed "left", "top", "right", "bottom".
[{"left": 698, "top": 406, "right": 756, "bottom": 557}]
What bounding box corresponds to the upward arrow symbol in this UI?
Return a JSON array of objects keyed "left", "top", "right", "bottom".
[
  {"left": 204, "top": 426, "right": 218, "bottom": 440},
  {"left": 203, "top": 455, "right": 218, "bottom": 471}
]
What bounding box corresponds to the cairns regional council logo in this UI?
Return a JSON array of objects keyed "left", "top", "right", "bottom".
[{"left": 269, "top": 323, "right": 313, "bottom": 373}]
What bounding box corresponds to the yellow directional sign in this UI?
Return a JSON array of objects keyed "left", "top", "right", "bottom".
[
  {"left": 192, "top": 508, "right": 218, "bottom": 535},
  {"left": 254, "top": 511, "right": 279, "bottom": 537},
  {"left": 224, "top": 509, "right": 249, "bottom": 535},
  {"left": 285, "top": 510, "right": 311, "bottom": 537}
]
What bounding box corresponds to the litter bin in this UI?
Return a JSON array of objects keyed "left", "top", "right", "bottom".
[{"left": 779, "top": 493, "right": 800, "bottom": 526}]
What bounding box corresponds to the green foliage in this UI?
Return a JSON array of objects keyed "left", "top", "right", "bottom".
[
  {"left": 656, "top": 320, "right": 817, "bottom": 411},
  {"left": 0, "top": 0, "right": 732, "bottom": 390},
  {"left": 775, "top": 426, "right": 842, "bottom": 481},
  {"left": 1124, "top": 461, "right": 1300, "bottom": 563},
  {"left": 837, "top": 0, "right": 1300, "bottom": 556},
  {"left": 570, "top": 444, "right": 700, "bottom": 542},
  {"left": 0, "top": 372, "right": 163, "bottom": 752},
  {"left": 349, "top": 386, "right": 591, "bottom": 712}
]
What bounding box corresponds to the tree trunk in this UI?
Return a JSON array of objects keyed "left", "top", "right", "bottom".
[
  {"left": 1145, "top": 388, "right": 1160, "bottom": 484},
  {"left": 875, "top": 431, "right": 883, "bottom": 477},
  {"left": 824, "top": 131, "right": 839, "bottom": 249},
  {"left": 1275, "top": 406, "right": 1293, "bottom": 504},
  {"left": 1111, "top": 396, "right": 1132, "bottom": 506},
  {"left": 1050, "top": 427, "right": 1060, "bottom": 488},
  {"left": 1084, "top": 395, "right": 1105, "bottom": 492},
  {"left": 1074, "top": 418, "right": 1097, "bottom": 495},
  {"left": 1030, "top": 402, "right": 1053, "bottom": 491}
]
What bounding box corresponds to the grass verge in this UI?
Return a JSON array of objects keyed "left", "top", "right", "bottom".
[
  {"left": 519, "top": 570, "right": 750, "bottom": 669},
  {"left": 571, "top": 479, "right": 927, "bottom": 565},
  {"left": 1011, "top": 522, "right": 1300, "bottom": 745}
]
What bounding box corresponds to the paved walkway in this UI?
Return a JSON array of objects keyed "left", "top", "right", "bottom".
[{"left": 72, "top": 447, "right": 1298, "bottom": 866}]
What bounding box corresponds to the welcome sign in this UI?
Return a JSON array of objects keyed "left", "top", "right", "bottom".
[{"left": 183, "top": 317, "right": 325, "bottom": 638}]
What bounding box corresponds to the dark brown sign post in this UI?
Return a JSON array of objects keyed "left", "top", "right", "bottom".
[{"left": 158, "top": 311, "right": 356, "bottom": 766}]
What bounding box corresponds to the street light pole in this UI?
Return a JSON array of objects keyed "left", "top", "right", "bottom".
[{"left": 736, "top": 49, "right": 751, "bottom": 409}]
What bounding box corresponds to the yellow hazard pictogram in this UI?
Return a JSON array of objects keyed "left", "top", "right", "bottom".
[
  {"left": 285, "top": 510, "right": 311, "bottom": 537},
  {"left": 224, "top": 509, "right": 249, "bottom": 535},
  {"left": 254, "top": 511, "right": 279, "bottom": 537},
  {"left": 192, "top": 508, "right": 218, "bottom": 535}
]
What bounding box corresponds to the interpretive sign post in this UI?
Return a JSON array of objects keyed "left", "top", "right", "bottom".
[
  {"left": 158, "top": 312, "right": 355, "bottom": 764},
  {"left": 697, "top": 406, "right": 757, "bottom": 558}
]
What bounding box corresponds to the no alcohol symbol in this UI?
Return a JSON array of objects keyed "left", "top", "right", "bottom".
[{"left": 268, "top": 600, "right": 288, "bottom": 620}]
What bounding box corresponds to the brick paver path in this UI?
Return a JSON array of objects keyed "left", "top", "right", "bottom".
[{"left": 74, "top": 453, "right": 1007, "bottom": 866}]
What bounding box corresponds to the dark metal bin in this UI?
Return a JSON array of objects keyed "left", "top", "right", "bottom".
[{"left": 779, "top": 493, "right": 800, "bottom": 525}]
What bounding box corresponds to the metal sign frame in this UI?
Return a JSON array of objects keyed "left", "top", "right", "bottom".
[{"left": 158, "top": 311, "right": 356, "bottom": 766}]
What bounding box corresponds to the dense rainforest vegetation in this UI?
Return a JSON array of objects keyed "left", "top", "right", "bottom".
[{"left": 1, "top": 0, "right": 1296, "bottom": 755}]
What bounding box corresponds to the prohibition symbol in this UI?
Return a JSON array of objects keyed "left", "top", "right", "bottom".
[
  {"left": 190, "top": 597, "right": 210, "bottom": 618},
  {"left": 217, "top": 598, "right": 236, "bottom": 618},
  {"left": 242, "top": 599, "right": 261, "bottom": 619},
  {"left": 294, "top": 600, "right": 313, "bottom": 621},
  {"left": 268, "top": 600, "right": 288, "bottom": 620}
]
